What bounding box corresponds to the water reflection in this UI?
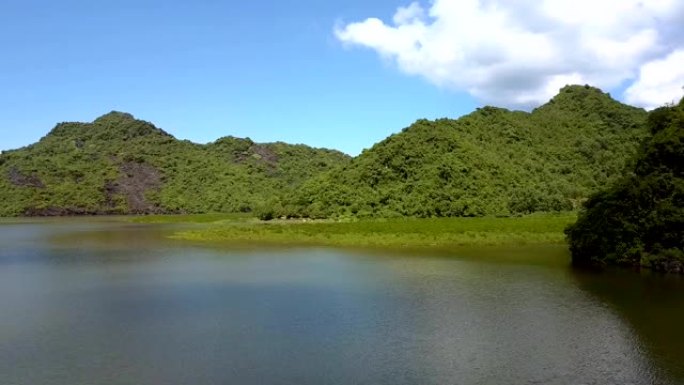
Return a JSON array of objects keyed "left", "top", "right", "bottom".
[
  {"left": 0, "top": 219, "right": 682, "bottom": 384},
  {"left": 571, "top": 268, "right": 684, "bottom": 383}
]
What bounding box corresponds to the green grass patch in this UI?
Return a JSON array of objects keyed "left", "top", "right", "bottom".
[
  {"left": 128, "top": 212, "right": 253, "bottom": 224},
  {"left": 171, "top": 213, "right": 577, "bottom": 249}
]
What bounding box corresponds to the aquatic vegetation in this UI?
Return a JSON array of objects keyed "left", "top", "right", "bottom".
[
  {"left": 173, "top": 213, "right": 577, "bottom": 249},
  {"left": 129, "top": 212, "right": 253, "bottom": 224}
]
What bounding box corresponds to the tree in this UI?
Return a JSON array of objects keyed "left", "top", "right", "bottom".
[{"left": 566, "top": 98, "right": 684, "bottom": 273}]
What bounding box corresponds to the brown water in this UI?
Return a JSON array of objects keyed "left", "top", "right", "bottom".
[{"left": 0, "top": 218, "right": 683, "bottom": 385}]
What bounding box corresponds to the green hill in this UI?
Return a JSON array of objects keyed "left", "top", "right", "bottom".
[
  {"left": 566, "top": 98, "right": 684, "bottom": 273},
  {"left": 0, "top": 112, "right": 350, "bottom": 216},
  {"left": 283, "top": 85, "right": 648, "bottom": 218},
  {"left": 0, "top": 85, "right": 650, "bottom": 218}
]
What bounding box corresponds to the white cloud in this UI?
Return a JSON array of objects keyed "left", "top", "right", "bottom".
[
  {"left": 624, "top": 50, "right": 684, "bottom": 109},
  {"left": 335, "top": 0, "right": 684, "bottom": 109},
  {"left": 393, "top": 2, "right": 425, "bottom": 25}
]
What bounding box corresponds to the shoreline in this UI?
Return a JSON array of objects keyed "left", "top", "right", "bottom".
[{"left": 169, "top": 214, "right": 577, "bottom": 249}]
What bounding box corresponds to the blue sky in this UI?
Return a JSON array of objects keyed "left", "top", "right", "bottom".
[
  {"left": 2, "top": 0, "right": 683, "bottom": 155},
  {"left": 0, "top": 0, "right": 475, "bottom": 155}
]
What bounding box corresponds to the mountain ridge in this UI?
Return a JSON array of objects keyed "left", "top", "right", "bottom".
[
  {"left": 277, "top": 85, "right": 648, "bottom": 218},
  {"left": 0, "top": 113, "right": 350, "bottom": 216},
  {"left": 0, "top": 85, "right": 650, "bottom": 217}
]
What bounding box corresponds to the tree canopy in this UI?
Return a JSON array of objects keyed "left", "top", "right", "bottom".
[
  {"left": 281, "top": 85, "right": 647, "bottom": 218},
  {"left": 0, "top": 86, "right": 650, "bottom": 219},
  {"left": 0, "top": 112, "right": 350, "bottom": 216},
  {"left": 566, "top": 98, "right": 684, "bottom": 273}
]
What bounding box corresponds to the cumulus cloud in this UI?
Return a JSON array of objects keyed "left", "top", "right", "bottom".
[
  {"left": 335, "top": 0, "right": 684, "bottom": 109},
  {"left": 624, "top": 50, "right": 684, "bottom": 109}
]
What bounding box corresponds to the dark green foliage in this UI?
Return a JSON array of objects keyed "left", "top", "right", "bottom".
[
  {"left": 0, "top": 112, "right": 350, "bottom": 216},
  {"left": 0, "top": 86, "right": 650, "bottom": 219},
  {"left": 566, "top": 99, "right": 684, "bottom": 272},
  {"left": 284, "top": 85, "right": 648, "bottom": 218}
]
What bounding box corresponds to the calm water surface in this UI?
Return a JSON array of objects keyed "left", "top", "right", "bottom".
[{"left": 1, "top": 218, "right": 683, "bottom": 385}]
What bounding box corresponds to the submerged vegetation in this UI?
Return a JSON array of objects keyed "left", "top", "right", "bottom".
[
  {"left": 567, "top": 98, "right": 684, "bottom": 273},
  {"left": 173, "top": 214, "right": 577, "bottom": 249}
]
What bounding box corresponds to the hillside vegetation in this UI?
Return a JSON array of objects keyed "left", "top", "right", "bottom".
[
  {"left": 566, "top": 98, "right": 684, "bottom": 273},
  {"left": 1, "top": 85, "right": 648, "bottom": 218},
  {"left": 281, "top": 85, "right": 647, "bottom": 218},
  {"left": 0, "top": 112, "right": 349, "bottom": 216}
]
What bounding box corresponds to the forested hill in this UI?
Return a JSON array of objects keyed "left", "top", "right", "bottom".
[
  {"left": 566, "top": 98, "right": 684, "bottom": 272},
  {"left": 282, "top": 85, "right": 648, "bottom": 218},
  {"left": 0, "top": 112, "right": 350, "bottom": 216},
  {"left": 0, "top": 85, "right": 650, "bottom": 218}
]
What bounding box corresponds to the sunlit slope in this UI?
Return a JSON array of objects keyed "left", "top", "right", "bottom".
[
  {"left": 0, "top": 85, "right": 648, "bottom": 218},
  {"left": 0, "top": 112, "right": 350, "bottom": 216},
  {"left": 286, "top": 85, "right": 647, "bottom": 218}
]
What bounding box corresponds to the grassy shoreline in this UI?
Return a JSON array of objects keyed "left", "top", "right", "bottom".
[
  {"left": 167, "top": 213, "right": 577, "bottom": 249},
  {"left": 128, "top": 213, "right": 254, "bottom": 224}
]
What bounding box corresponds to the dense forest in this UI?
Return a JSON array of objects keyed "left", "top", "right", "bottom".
[
  {"left": 0, "top": 112, "right": 350, "bottom": 216},
  {"left": 566, "top": 97, "right": 684, "bottom": 273},
  {"left": 279, "top": 85, "right": 648, "bottom": 218},
  {"left": 0, "top": 85, "right": 648, "bottom": 218}
]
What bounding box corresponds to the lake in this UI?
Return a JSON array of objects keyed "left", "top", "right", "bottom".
[{"left": 1, "top": 218, "right": 683, "bottom": 384}]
